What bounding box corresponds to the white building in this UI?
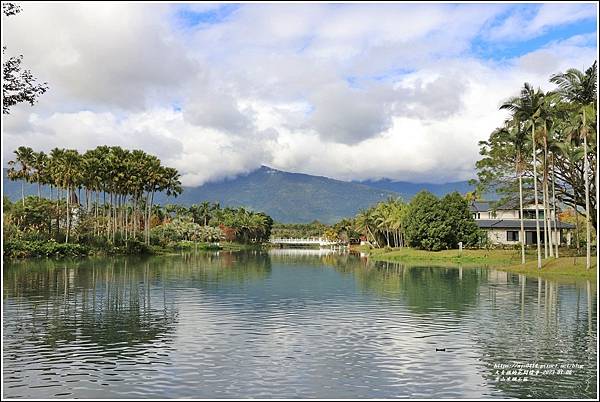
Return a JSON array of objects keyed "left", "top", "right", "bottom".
[{"left": 470, "top": 201, "right": 574, "bottom": 246}]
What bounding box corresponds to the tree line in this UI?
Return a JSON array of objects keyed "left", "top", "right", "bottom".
[
  {"left": 150, "top": 202, "right": 273, "bottom": 246},
  {"left": 4, "top": 147, "right": 274, "bottom": 258},
  {"left": 352, "top": 193, "right": 480, "bottom": 251},
  {"left": 476, "top": 62, "right": 597, "bottom": 269},
  {"left": 7, "top": 145, "right": 182, "bottom": 245}
]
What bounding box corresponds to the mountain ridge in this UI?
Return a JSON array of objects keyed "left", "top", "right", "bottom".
[{"left": 2, "top": 166, "right": 473, "bottom": 223}]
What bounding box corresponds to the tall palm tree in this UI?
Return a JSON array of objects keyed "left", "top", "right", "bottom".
[
  {"left": 535, "top": 94, "right": 558, "bottom": 258},
  {"left": 551, "top": 62, "right": 597, "bottom": 269},
  {"left": 501, "top": 83, "right": 546, "bottom": 269},
  {"left": 31, "top": 151, "right": 48, "bottom": 198},
  {"left": 60, "top": 149, "right": 82, "bottom": 243},
  {"left": 355, "top": 208, "right": 378, "bottom": 247},
  {"left": 7, "top": 146, "right": 35, "bottom": 206},
  {"left": 503, "top": 120, "right": 528, "bottom": 264}
]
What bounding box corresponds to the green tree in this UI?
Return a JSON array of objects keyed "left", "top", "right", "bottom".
[
  {"left": 500, "top": 83, "right": 546, "bottom": 269},
  {"left": 403, "top": 191, "right": 450, "bottom": 251},
  {"left": 550, "top": 62, "right": 597, "bottom": 269}
]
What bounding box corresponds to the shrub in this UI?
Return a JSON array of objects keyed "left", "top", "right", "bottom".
[
  {"left": 121, "top": 239, "right": 152, "bottom": 255},
  {"left": 3, "top": 239, "right": 90, "bottom": 259}
]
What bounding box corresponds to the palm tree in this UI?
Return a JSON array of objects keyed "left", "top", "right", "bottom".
[
  {"left": 502, "top": 120, "right": 528, "bottom": 264},
  {"left": 31, "top": 151, "right": 49, "bottom": 198},
  {"left": 535, "top": 94, "right": 559, "bottom": 258},
  {"left": 192, "top": 201, "right": 212, "bottom": 226},
  {"left": 7, "top": 146, "right": 35, "bottom": 206},
  {"left": 501, "top": 83, "right": 546, "bottom": 269},
  {"left": 355, "top": 208, "right": 379, "bottom": 247},
  {"left": 551, "top": 62, "right": 597, "bottom": 269},
  {"left": 60, "top": 149, "right": 82, "bottom": 243}
]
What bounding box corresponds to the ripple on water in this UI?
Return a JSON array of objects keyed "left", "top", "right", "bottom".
[{"left": 2, "top": 254, "right": 597, "bottom": 399}]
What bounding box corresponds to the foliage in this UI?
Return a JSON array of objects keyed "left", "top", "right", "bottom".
[
  {"left": 346, "top": 193, "right": 477, "bottom": 251},
  {"left": 4, "top": 239, "right": 90, "bottom": 259},
  {"left": 476, "top": 62, "right": 597, "bottom": 229},
  {"left": 6, "top": 145, "right": 182, "bottom": 246},
  {"left": 3, "top": 146, "right": 275, "bottom": 259},
  {"left": 403, "top": 192, "right": 451, "bottom": 251},
  {"left": 3, "top": 3, "right": 48, "bottom": 114},
  {"left": 7, "top": 195, "right": 58, "bottom": 237},
  {"left": 119, "top": 239, "right": 152, "bottom": 255},
  {"left": 438, "top": 192, "right": 481, "bottom": 247},
  {"left": 271, "top": 221, "right": 329, "bottom": 238},
  {"left": 150, "top": 217, "right": 225, "bottom": 247},
  {"left": 354, "top": 197, "right": 406, "bottom": 248}
]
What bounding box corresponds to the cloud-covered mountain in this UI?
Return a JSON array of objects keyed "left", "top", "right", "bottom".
[
  {"left": 356, "top": 178, "right": 473, "bottom": 200},
  {"left": 3, "top": 166, "right": 473, "bottom": 223}
]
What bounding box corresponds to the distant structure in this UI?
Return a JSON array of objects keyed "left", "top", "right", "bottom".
[
  {"left": 269, "top": 237, "right": 346, "bottom": 248},
  {"left": 470, "top": 200, "right": 574, "bottom": 246}
]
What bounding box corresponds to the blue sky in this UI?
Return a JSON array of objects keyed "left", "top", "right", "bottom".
[{"left": 3, "top": 2, "right": 598, "bottom": 185}]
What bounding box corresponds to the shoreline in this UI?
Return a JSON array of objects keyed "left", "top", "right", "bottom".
[
  {"left": 355, "top": 246, "right": 597, "bottom": 280},
  {"left": 3, "top": 239, "right": 265, "bottom": 261}
]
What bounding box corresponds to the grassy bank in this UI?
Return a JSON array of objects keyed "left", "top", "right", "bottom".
[{"left": 357, "top": 246, "right": 597, "bottom": 279}]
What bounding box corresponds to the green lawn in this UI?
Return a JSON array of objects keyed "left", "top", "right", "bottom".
[{"left": 358, "top": 246, "right": 597, "bottom": 279}]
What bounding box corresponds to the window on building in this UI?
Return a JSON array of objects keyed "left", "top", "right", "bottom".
[
  {"left": 491, "top": 210, "right": 497, "bottom": 219},
  {"left": 523, "top": 210, "right": 544, "bottom": 220},
  {"left": 507, "top": 231, "right": 519, "bottom": 242}
]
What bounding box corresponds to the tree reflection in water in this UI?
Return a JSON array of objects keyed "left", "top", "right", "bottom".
[{"left": 4, "top": 257, "right": 178, "bottom": 352}]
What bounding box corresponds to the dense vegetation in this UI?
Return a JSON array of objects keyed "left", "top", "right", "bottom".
[
  {"left": 476, "top": 61, "right": 597, "bottom": 268},
  {"left": 6, "top": 145, "right": 182, "bottom": 246},
  {"left": 353, "top": 192, "right": 480, "bottom": 251},
  {"left": 3, "top": 147, "right": 273, "bottom": 259}
]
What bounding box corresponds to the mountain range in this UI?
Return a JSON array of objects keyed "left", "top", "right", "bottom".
[{"left": 2, "top": 166, "right": 473, "bottom": 223}]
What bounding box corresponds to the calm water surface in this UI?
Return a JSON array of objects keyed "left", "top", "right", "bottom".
[{"left": 3, "top": 250, "right": 597, "bottom": 399}]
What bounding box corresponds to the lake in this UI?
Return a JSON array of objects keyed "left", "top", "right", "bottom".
[{"left": 2, "top": 250, "right": 597, "bottom": 399}]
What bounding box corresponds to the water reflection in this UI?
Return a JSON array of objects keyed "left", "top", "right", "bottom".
[
  {"left": 4, "top": 257, "right": 178, "bottom": 353},
  {"left": 3, "top": 251, "right": 597, "bottom": 399}
]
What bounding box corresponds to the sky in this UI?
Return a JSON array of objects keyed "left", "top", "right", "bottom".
[{"left": 2, "top": 2, "right": 598, "bottom": 186}]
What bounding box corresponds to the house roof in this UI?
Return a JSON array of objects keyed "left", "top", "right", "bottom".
[
  {"left": 470, "top": 201, "right": 492, "bottom": 212},
  {"left": 469, "top": 200, "right": 522, "bottom": 212},
  {"left": 469, "top": 199, "right": 546, "bottom": 212},
  {"left": 476, "top": 219, "right": 575, "bottom": 229}
]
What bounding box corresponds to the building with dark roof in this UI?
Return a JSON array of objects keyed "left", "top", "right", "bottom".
[{"left": 469, "top": 201, "right": 574, "bottom": 246}]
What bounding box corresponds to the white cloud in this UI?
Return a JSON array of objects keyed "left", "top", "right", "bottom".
[
  {"left": 2, "top": 3, "right": 196, "bottom": 111},
  {"left": 2, "top": 106, "right": 266, "bottom": 187},
  {"left": 487, "top": 3, "right": 597, "bottom": 42},
  {"left": 2, "top": 3, "right": 597, "bottom": 186}
]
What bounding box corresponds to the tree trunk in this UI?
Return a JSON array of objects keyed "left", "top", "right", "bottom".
[
  {"left": 542, "top": 140, "right": 549, "bottom": 258},
  {"left": 574, "top": 204, "right": 580, "bottom": 255},
  {"left": 519, "top": 173, "right": 525, "bottom": 264},
  {"left": 543, "top": 175, "right": 550, "bottom": 258},
  {"left": 21, "top": 181, "right": 25, "bottom": 206},
  {"left": 551, "top": 156, "right": 559, "bottom": 258},
  {"left": 65, "top": 185, "right": 70, "bottom": 243},
  {"left": 149, "top": 191, "right": 155, "bottom": 245},
  {"left": 584, "top": 132, "right": 591, "bottom": 269},
  {"left": 94, "top": 191, "right": 98, "bottom": 237},
  {"left": 532, "top": 123, "right": 542, "bottom": 269},
  {"left": 125, "top": 195, "right": 128, "bottom": 242}
]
